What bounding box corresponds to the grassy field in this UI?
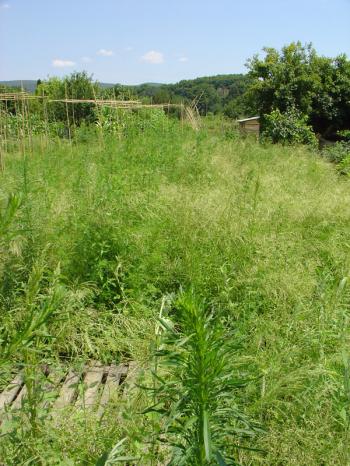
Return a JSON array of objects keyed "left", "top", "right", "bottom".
[{"left": 0, "top": 117, "right": 350, "bottom": 464}]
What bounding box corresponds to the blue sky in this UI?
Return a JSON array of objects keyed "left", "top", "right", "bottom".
[{"left": 1, "top": 0, "right": 350, "bottom": 84}]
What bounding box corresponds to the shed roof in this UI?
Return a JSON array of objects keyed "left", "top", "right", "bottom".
[{"left": 237, "top": 116, "right": 260, "bottom": 122}]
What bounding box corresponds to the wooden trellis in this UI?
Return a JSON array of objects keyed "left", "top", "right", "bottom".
[
  {"left": 0, "top": 92, "right": 37, "bottom": 101},
  {"left": 0, "top": 93, "right": 200, "bottom": 130}
]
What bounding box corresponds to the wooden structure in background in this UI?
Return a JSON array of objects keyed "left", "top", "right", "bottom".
[{"left": 237, "top": 116, "right": 260, "bottom": 136}]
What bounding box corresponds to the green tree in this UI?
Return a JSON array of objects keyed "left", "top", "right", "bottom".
[
  {"left": 152, "top": 88, "right": 171, "bottom": 104},
  {"left": 310, "top": 54, "right": 350, "bottom": 137},
  {"left": 36, "top": 71, "right": 99, "bottom": 125},
  {"left": 126, "top": 75, "right": 251, "bottom": 115},
  {"left": 246, "top": 42, "right": 350, "bottom": 138},
  {"left": 246, "top": 42, "right": 317, "bottom": 116}
]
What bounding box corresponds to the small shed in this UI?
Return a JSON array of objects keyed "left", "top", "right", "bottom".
[{"left": 237, "top": 116, "right": 260, "bottom": 136}]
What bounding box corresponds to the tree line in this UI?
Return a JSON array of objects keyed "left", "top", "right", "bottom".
[{"left": 1, "top": 42, "right": 350, "bottom": 141}]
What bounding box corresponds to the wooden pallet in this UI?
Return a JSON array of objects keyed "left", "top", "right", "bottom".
[{"left": 0, "top": 362, "right": 135, "bottom": 420}]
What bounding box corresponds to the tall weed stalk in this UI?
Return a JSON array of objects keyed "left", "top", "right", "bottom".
[{"left": 144, "top": 293, "right": 261, "bottom": 465}]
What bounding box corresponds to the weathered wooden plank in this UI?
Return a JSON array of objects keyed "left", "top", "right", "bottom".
[
  {"left": 11, "top": 384, "right": 27, "bottom": 410},
  {"left": 1, "top": 361, "right": 137, "bottom": 419},
  {"left": 41, "top": 367, "right": 66, "bottom": 409},
  {"left": 121, "top": 362, "right": 138, "bottom": 398},
  {"left": 3, "top": 367, "right": 50, "bottom": 412},
  {"left": 0, "top": 375, "right": 23, "bottom": 412},
  {"left": 76, "top": 365, "right": 105, "bottom": 409},
  {"left": 97, "top": 364, "right": 128, "bottom": 418},
  {"left": 53, "top": 370, "right": 80, "bottom": 409}
]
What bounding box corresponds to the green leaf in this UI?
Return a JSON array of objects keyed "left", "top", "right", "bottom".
[
  {"left": 95, "top": 452, "right": 109, "bottom": 466},
  {"left": 215, "top": 450, "right": 228, "bottom": 466}
]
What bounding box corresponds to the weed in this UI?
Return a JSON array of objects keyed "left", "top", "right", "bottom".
[{"left": 144, "top": 292, "right": 262, "bottom": 465}]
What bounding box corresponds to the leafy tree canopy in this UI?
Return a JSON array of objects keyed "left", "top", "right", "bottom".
[
  {"left": 246, "top": 42, "right": 350, "bottom": 137},
  {"left": 36, "top": 71, "right": 99, "bottom": 124}
]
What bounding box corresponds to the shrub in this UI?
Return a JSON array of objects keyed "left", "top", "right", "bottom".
[
  {"left": 96, "top": 107, "right": 168, "bottom": 135},
  {"left": 1, "top": 111, "right": 65, "bottom": 139},
  {"left": 338, "top": 130, "right": 350, "bottom": 141},
  {"left": 223, "top": 96, "right": 247, "bottom": 120},
  {"left": 338, "top": 151, "right": 350, "bottom": 176},
  {"left": 323, "top": 141, "right": 350, "bottom": 164},
  {"left": 262, "top": 107, "right": 317, "bottom": 146}
]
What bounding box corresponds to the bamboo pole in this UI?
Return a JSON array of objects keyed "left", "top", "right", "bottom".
[{"left": 64, "top": 82, "right": 72, "bottom": 150}]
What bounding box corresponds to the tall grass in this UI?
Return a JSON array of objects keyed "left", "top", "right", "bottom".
[{"left": 0, "top": 117, "right": 350, "bottom": 463}]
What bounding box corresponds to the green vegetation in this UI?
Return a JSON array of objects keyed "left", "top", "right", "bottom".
[
  {"left": 1, "top": 113, "right": 350, "bottom": 463},
  {"left": 146, "top": 292, "right": 262, "bottom": 464},
  {"left": 323, "top": 132, "right": 350, "bottom": 174},
  {"left": 247, "top": 42, "right": 350, "bottom": 139},
  {"left": 1, "top": 40, "right": 350, "bottom": 464},
  {"left": 36, "top": 71, "right": 100, "bottom": 125},
  {"left": 3, "top": 41, "right": 350, "bottom": 142},
  {"left": 1, "top": 74, "right": 251, "bottom": 117},
  {"left": 124, "top": 74, "right": 251, "bottom": 116},
  {"left": 261, "top": 107, "right": 317, "bottom": 146}
]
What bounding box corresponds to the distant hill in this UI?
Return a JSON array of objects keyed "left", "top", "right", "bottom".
[
  {"left": 0, "top": 80, "right": 39, "bottom": 92},
  {"left": 0, "top": 80, "right": 163, "bottom": 93},
  {"left": 0, "top": 80, "right": 117, "bottom": 93},
  {"left": 125, "top": 74, "right": 251, "bottom": 115},
  {"left": 99, "top": 82, "right": 117, "bottom": 90}
]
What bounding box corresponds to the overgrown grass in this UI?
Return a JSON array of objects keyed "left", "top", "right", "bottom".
[{"left": 1, "top": 118, "right": 350, "bottom": 464}]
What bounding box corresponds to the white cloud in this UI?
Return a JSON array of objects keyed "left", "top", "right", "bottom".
[
  {"left": 97, "top": 48, "right": 114, "bottom": 56},
  {"left": 178, "top": 56, "right": 189, "bottom": 62},
  {"left": 125, "top": 46, "right": 133, "bottom": 52},
  {"left": 81, "top": 56, "right": 92, "bottom": 63},
  {"left": 141, "top": 50, "right": 164, "bottom": 64},
  {"left": 52, "top": 59, "right": 75, "bottom": 68},
  {"left": 0, "top": 3, "right": 10, "bottom": 9}
]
